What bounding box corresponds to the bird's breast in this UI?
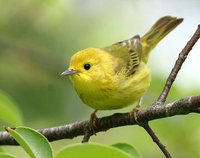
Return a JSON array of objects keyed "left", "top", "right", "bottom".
[{"left": 71, "top": 64, "right": 151, "bottom": 110}]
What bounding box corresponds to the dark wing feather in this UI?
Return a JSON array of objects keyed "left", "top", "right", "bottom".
[{"left": 102, "top": 35, "right": 142, "bottom": 76}]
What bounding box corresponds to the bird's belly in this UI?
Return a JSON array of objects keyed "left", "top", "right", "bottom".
[
  {"left": 89, "top": 82, "right": 149, "bottom": 110},
  {"left": 78, "top": 71, "right": 151, "bottom": 110}
]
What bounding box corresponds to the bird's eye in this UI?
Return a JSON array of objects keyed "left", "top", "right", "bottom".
[{"left": 84, "top": 64, "right": 91, "bottom": 70}]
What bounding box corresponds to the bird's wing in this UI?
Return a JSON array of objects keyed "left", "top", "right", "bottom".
[{"left": 102, "top": 35, "right": 142, "bottom": 76}]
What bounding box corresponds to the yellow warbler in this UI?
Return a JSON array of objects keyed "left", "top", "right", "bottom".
[{"left": 61, "top": 16, "right": 183, "bottom": 122}]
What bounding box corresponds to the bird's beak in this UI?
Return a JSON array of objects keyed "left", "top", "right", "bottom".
[{"left": 61, "top": 68, "right": 77, "bottom": 76}]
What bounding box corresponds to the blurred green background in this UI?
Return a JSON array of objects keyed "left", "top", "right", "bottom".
[{"left": 0, "top": 0, "right": 200, "bottom": 157}]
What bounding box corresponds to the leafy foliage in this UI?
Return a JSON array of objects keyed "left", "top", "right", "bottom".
[
  {"left": 0, "top": 153, "right": 16, "bottom": 158},
  {"left": 55, "top": 143, "right": 134, "bottom": 158},
  {"left": 7, "top": 126, "right": 53, "bottom": 158},
  {"left": 112, "top": 143, "right": 141, "bottom": 158},
  {"left": 4, "top": 126, "right": 140, "bottom": 158}
]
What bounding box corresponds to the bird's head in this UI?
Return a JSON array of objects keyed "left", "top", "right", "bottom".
[{"left": 61, "top": 48, "right": 114, "bottom": 84}]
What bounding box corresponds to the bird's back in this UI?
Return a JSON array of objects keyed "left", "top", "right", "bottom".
[{"left": 103, "top": 16, "right": 183, "bottom": 71}]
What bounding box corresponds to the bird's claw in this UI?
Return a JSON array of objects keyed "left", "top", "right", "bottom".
[
  {"left": 89, "top": 110, "right": 98, "bottom": 135},
  {"left": 130, "top": 105, "right": 141, "bottom": 123}
]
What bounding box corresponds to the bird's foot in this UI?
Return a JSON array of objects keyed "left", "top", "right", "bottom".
[
  {"left": 130, "top": 98, "right": 143, "bottom": 123},
  {"left": 89, "top": 110, "right": 98, "bottom": 135},
  {"left": 130, "top": 105, "right": 141, "bottom": 123}
]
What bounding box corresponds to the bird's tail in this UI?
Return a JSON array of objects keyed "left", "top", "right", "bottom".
[{"left": 141, "top": 16, "right": 183, "bottom": 63}]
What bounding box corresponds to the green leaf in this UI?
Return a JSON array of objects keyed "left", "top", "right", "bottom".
[
  {"left": 112, "top": 143, "right": 141, "bottom": 158},
  {"left": 55, "top": 143, "right": 133, "bottom": 158},
  {"left": 7, "top": 126, "right": 53, "bottom": 158},
  {"left": 0, "top": 153, "right": 16, "bottom": 158},
  {"left": 0, "top": 90, "right": 23, "bottom": 126}
]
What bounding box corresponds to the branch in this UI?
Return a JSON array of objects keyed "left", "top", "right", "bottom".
[
  {"left": 140, "top": 123, "right": 171, "bottom": 158},
  {"left": 0, "top": 96, "right": 200, "bottom": 145},
  {"left": 157, "top": 24, "right": 200, "bottom": 104}
]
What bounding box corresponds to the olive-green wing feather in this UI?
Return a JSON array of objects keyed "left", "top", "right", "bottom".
[
  {"left": 103, "top": 35, "right": 142, "bottom": 76},
  {"left": 141, "top": 16, "right": 183, "bottom": 63},
  {"left": 102, "top": 16, "right": 183, "bottom": 75}
]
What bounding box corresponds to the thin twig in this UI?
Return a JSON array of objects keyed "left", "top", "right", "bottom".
[
  {"left": 82, "top": 125, "right": 93, "bottom": 143},
  {"left": 141, "top": 123, "right": 172, "bottom": 158},
  {"left": 157, "top": 25, "right": 200, "bottom": 104}
]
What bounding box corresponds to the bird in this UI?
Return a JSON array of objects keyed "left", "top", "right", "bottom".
[{"left": 61, "top": 16, "right": 183, "bottom": 128}]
